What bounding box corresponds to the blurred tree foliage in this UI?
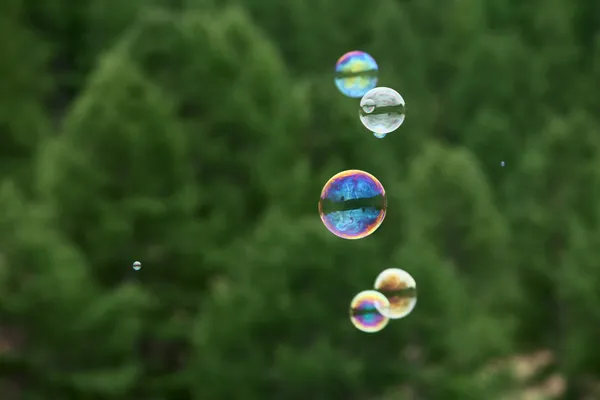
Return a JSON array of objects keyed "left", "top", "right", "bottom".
[{"left": 1, "top": 0, "right": 600, "bottom": 398}]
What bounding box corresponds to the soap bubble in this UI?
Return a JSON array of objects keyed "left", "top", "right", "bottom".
[
  {"left": 318, "top": 170, "right": 386, "bottom": 239},
  {"left": 132, "top": 261, "right": 142, "bottom": 271},
  {"left": 359, "top": 87, "right": 406, "bottom": 136},
  {"left": 374, "top": 268, "right": 417, "bottom": 319},
  {"left": 334, "top": 51, "right": 378, "bottom": 98},
  {"left": 349, "top": 290, "right": 390, "bottom": 333}
]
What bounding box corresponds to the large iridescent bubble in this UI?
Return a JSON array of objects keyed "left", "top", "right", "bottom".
[
  {"left": 318, "top": 170, "right": 386, "bottom": 239},
  {"left": 334, "top": 51, "right": 378, "bottom": 98},
  {"left": 349, "top": 290, "right": 390, "bottom": 333}
]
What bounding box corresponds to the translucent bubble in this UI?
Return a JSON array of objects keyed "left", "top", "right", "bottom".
[
  {"left": 349, "top": 290, "right": 390, "bottom": 333},
  {"left": 132, "top": 261, "right": 142, "bottom": 271},
  {"left": 359, "top": 87, "right": 406, "bottom": 136},
  {"left": 318, "top": 170, "right": 387, "bottom": 239},
  {"left": 374, "top": 268, "right": 417, "bottom": 319},
  {"left": 334, "top": 51, "right": 378, "bottom": 98},
  {"left": 500, "top": 161, "right": 505, "bottom": 167}
]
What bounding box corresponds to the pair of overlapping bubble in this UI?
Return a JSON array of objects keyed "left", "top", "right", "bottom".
[
  {"left": 350, "top": 268, "right": 417, "bottom": 333},
  {"left": 334, "top": 50, "right": 406, "bottom": 138}
]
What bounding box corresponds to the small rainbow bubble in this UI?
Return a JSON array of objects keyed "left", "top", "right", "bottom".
[
  {"left": 334, "top": 51, "right": 378, "bottom": 98},
  {"left": 349, "top": 290, "right": 390, "bottom": 333}
]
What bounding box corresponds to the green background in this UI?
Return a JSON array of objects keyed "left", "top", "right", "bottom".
[{"left": 1, "top": 0, "right": 600, "bottom": 398}]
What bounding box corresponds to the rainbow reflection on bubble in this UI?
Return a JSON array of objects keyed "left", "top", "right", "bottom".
[
  {"left": 318, "top": 170, "right": 386, "bottom": 240},
  {"left": 334, "top": 51, "right": 378, "bottom": 98},
  {"left": 349, "top": 290, "right": 390, "bottom": 333}
]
